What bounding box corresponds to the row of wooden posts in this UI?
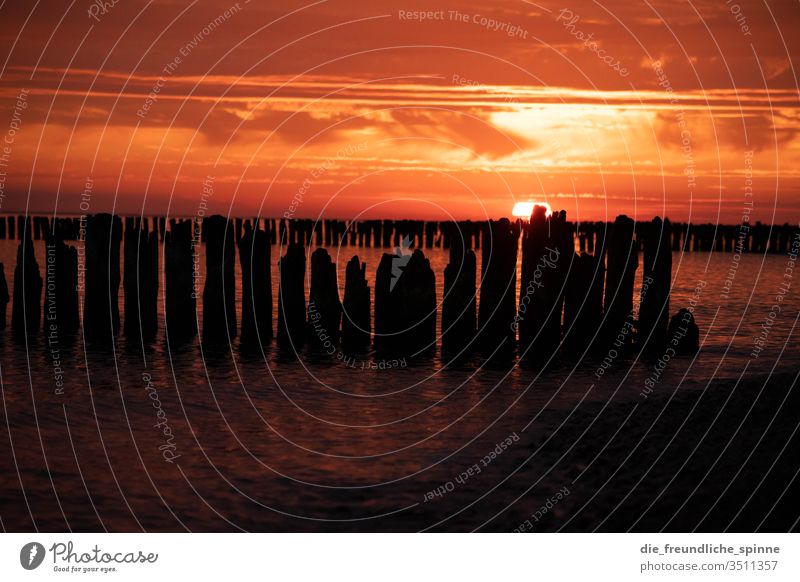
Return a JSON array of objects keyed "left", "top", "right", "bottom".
[
  {"left": 0, "top": 210, "right": 703, "bottom": 360},
  {"left": 1, "top": 215, "right": 799, "bottom": 254}
]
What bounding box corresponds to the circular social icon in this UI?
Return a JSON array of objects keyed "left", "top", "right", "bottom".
[{"left": 20, "top": 542, "right": 46, "bottom": 570}]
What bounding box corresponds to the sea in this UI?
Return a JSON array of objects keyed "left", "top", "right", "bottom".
[{"left": 0, "top": 239, "right": 798, "bottom": 531}]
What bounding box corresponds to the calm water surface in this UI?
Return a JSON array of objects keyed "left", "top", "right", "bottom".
[{"left": 0, "top": 240, "right": 797, "bottom": 531}]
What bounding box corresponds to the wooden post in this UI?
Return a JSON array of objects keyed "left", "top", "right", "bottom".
[
  {"left": 238, "top": 222, "right": 272, "bottom": 345},
  {"left": 0, "top": 263, "right": 8, "bottom": 330},
  {"left": 375, "top": 242, "right": 436, "bottom": 357},
  {"left": 519, "top": 208, "right": 571, "bottom": 361},
  {"left": 442, "top": 222, "right": 476, "bottom": 356},
  {"left": 342, "top": 255, "right": 370, "bottom": 351},
  {"left": 83, "top": 214, "right": 122, "bottom": 341},
  {"left": 277, "top": 243, "right": 306, "bottom": 349},
  {"left": 124, "top": 218, "right": 159, "bottom": 340},
  {"left": 638, "top": 217, "right": 672, "bottom": 350},
  {"left": 396, "top": 249, "right": 436, "bottom": 356},
  {"left": 374, "top": 252, "right": 400, "bottom": 354},
  {"left": 43, "top": 232, "right": 80, "bottom": 336},
  {"left": 601, "top": 215, "right": 638, "bottom": 348},
  {"left": 563, "top": 252, "right": 603, "bottom": 354},
  {"left": 164, "top": 219, "right": 197, "bottom": 341},
  {"left": 308, "top": 248, "right": 342, "bottom": 350},
  {"left": 202, "top": 215, "right": 237, "bottom": 341},
  {"left": 477, "top": 218, "right": 520, "bottom": 357}
]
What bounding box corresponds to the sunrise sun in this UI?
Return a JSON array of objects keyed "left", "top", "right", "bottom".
[{"left": 512, "top": 201, "right": 552, "bottom": 219}]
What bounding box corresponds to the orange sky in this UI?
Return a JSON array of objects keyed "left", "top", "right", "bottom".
[{"left": 1, "top": 0, "right": 799, "bottom": 223}]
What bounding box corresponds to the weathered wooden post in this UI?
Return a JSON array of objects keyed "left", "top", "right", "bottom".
[
  {"left": 638, "top": 217, "right": 672, "bottom": 350},
  {"left": 396, "top": 249, "right": 436, "bottom": 356},
  {"left": 123, "top": 218, "right": 159, "bottom": 340},
  {"left": 601, "top": 214, "right": 638, "bottom": 348},
  {"left": 563, "top": 252, "right": 603, "bottom": 353},
  {"left": 83, "top": 214, "right": 122, "bottom": 342},
  {"left": 375, "top": 236, "right": 436, "bottom": 357},
  {"left": 164, "top": 219, "right": 197, "bottom": 341},
  {"left": 202, "top": 215, "right": 236, "bottom": 341},
  {"left": 238, "top": 223, "right": 272, "bottom": 346},
  {"left": 477, "top": 218, "right": 520, "bottom": 358},
  {"left": 342, "top": 256, "right": 370, "bottom": 351},
  {"left": 43, "top": 233, "right": 79, "bottom": 336},
  {"left": 519, "top": 208, "right": 571, "bottom": 361},
  {"left": 0, "top": 263, "right": 9, "bottom": 330},
  {"left": 308, "top": 248, "right": 342, "bottom": 350},
  {"left": 442, "top": 222, "right": 476, "bottom": 356},
  {"left": 277, "top": 243, "right": 306, "bottom": 349},
  {"left": 374, "top": 252, "right": 400, "bottom": 354}
]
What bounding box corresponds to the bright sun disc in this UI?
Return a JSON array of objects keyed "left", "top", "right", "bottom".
[{"left": 512, "top": 201, "right": 552, "bottom": 219}]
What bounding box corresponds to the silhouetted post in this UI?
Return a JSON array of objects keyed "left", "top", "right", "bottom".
[
  {"left": 277, "top": 219, "right": 286, "bottom": 246},
  {"left": 396, "top": 249, "right": 436, "bottom": 356},
  {"left": 364, "top": 222, "right": 374, "bottom": 247},
  {"left": 519, "top": 208, "right": 571, "bottom": 361},
  {"left": 477, "top": 218, "right": 520, "bottom": 357},
  {"left": 638, "top": 217, "right": 672, "bottom": 350},
  {"left": 277, "top": 243, "right": 306, "bottom": 349},
  {"left": 315, "top": 221, "right": 323, "bottom": 246},
  {"left": 668, "top": 308, "right": 699, "bottom": 354},
  {"left": 441, "top": 223, "right": 452, "bottom": 249},
  {"left": 442, "top": 223, "right": 476, "bottom": 355},
  {"left": 374, "top": 253, "right": 401, "bottom": 353},
  {"left": 348, "top": 222, "right": 357, "bottom": 246},
  {"left": 44, "top": 234, "right": 80, "bottom": 336},
  {"left": 308, "top": 248, "right": 342, "bottom": 351},
  {"left": 203, "top": 215, "right": 236, "bottom": 341},
  {"left": 124, "top": 218, "right": 159, "bottom": 340},
  {"left": 672, "top": 222, "right": 683, "bottom": 251},
  {"left": 563, "top": 252, "right": 603, "bottom": 353},
  {"left": 601, "top": 215, "right": 638, "bottom": 348},
  {"left": 0, "top": 263, "right": 9, "bottom": 330},
  {"left": 83, "top": 214, "right": 122, "bottom": 342},
  {"left": 143, "top": 227, "right": 158, "bottom": 337},
  {"left": 238, "top": 223, "right": 272, "bottom": 346},
  {"left": 778, "top": 223, "right": 792, "bottom": 253},
  {"left": 342, "top": 256, "right": 370, "bottom": 351},
  {"left": 12, "top": 233, "right": 43, "bottom": 334},
  {"left": 752, "top": 223, "right": 767, "bottom": 253},
  {"left": 164, "top": 219, "right": 197, "bottom": 341},
  {"left": 17, "top": 216, "right": 27, "bottom": 240},
  {"left": 393, "top": 222, "right": 402, "bottom": 248},
  {"left": 382, "top": 220, "right": 393, "bottom": 247}
]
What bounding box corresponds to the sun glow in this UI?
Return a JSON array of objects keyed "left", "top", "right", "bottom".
[{"left": 512, "top": 201, "right": 552, "bottom": 219}]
